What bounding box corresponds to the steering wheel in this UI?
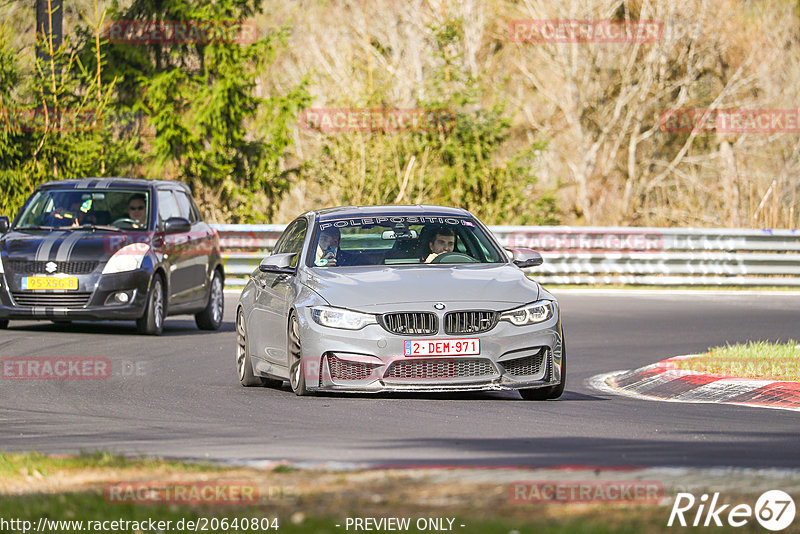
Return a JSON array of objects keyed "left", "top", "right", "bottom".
[
  {"left": 430, "top": 252, "right": 479, "bottom": 264},
  {"left": 112, "top": 217, "right": 143, "bottom": 229}
]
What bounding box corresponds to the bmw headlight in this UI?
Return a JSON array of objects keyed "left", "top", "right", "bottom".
[
  {"left": 102, "top": 243, "right": 150, "bottom": 274},
  {"left": 310, "top": 306, "right": 377, "bottom": 330},
  {"left": 500, "top": 300, "right": 555, "bottom": 326}
]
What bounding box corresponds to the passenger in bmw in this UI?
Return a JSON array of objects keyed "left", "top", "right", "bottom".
[{"left": 315, "top": 227, "right": 341, "bottom": 266}]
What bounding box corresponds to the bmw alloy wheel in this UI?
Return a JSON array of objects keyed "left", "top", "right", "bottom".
[{"left": 288, "top": 313, "right": 310, "bottom": 395}]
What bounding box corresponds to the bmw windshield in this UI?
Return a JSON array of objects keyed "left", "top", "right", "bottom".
[
  {"left": 308, "top": 214, "right": 506, "bottom": 267},
  {"left": 15, "top": 188, "right": 151, "bottom": 231}
]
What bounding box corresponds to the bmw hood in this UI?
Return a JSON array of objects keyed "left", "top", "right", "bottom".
[{"left": 300, "top": 264, "right": 541, "bottom": 311}]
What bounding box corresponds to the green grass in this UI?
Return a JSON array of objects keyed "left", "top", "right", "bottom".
[
  {"left": 272, "top": 464, "right": 296, "bottom": 473},
  {"left": 0, "top": 453, "right": 778, "bottom": 534},
  {"left": 673, "top": 340, "right": 800, "bottom": 381},
  {"left": 0, "top": 451, "right": 220, "bottom": 480}
]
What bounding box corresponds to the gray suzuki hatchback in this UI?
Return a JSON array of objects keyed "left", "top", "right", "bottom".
[{"left": 0, "top": 178, "right": 224, "bottom": 335}]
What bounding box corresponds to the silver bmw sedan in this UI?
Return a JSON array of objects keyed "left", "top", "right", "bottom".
[{"left": 236, "top": 205, "right": 564, "bottom": 400}]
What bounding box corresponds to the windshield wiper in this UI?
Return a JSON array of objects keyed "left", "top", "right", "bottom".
[
  {"left": 13, "top": 225, "right": 58, "bottom": 231},
  {"left": 73, "top": 224, "right": 122, "bottom": 232}
]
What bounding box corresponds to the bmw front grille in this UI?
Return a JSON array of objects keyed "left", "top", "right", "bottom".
[
  {"left": 444, "top": 310, "right": 497, "bottom": 334},
  {"left": 380, "top": 312, "right": 438, "bottom": 335}
]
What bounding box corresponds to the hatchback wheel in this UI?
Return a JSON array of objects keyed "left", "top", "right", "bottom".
[
  {"left": 137, "top": 274, "right": 164, "bottom": 335},
  {"left": 196, "top": 270, "right": 224, "bottom": 330}
]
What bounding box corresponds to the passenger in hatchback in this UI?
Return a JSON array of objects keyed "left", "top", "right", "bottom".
[{"left": 45, "top": 195, "right": 90, "bottom": 227}]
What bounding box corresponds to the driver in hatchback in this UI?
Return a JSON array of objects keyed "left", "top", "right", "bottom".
[{"left": 126, "top": 194, "right": 147, "bottom": 229}]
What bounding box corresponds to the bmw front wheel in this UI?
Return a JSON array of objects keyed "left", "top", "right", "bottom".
[{"left": 288, "top": 312, "right": 312, "bottom": 396}]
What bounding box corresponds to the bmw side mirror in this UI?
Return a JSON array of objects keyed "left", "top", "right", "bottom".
[
  {"left": 0, "top": 216, "right": 9, "bottom": 234},
  {"left": 506, "top": 247, "right": 543, "bottom": 269},
  {"left": 164, "top": 217, "right": 191, "bottom": 234},
  {"left": 259, "top": 252, "right": 296, "bottom": 274}
]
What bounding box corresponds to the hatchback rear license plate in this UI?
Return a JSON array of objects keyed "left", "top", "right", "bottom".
[{"left": 404, "top": 338, "right": 480, "bottom": 357}]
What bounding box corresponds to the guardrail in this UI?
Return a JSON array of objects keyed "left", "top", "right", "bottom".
[{"left": 212, "top": 224, "right": 800, "bottom": 287}]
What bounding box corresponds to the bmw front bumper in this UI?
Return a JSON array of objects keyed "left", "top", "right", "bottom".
[{"left": 295, "top": 306, "right": 564, "bottom": 393}]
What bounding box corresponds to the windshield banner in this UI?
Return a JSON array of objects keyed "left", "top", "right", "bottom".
[{"left": 319, "top": 216, "right": 472, "bottom": 230}]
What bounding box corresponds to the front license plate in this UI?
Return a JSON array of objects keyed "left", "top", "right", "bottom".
[
  {"left": 404, "top": 338, "right": 480, "bottom": 357},
  {"left": 22, "top": 277, "right": 79, "bottom": 291}
]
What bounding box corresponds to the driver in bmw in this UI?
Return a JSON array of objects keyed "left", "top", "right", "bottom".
[{"left": 423, "top": 227, "right": 455, "bottom": 263}]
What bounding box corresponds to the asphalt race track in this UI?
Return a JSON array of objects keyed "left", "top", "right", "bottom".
[{"left": 1, "top": 291, "right": 798, "bottom": 469}]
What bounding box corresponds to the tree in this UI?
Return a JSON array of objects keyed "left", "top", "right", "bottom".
[
  {"left": 509, "top": 0, "right": 799, "bottom": 227},
  {"left": 0, "top": 2, "right": 136, "bottom": 217},
  {"left": 93, "top": 0, "right": 310, "bottom": 222},
  {"left": 303, "top": 5, "right": 558, "bottom": 225}
]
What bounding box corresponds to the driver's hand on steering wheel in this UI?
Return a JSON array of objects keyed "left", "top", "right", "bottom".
[{"left": 424, "top": 252, "right": 440, "bottom": 264}]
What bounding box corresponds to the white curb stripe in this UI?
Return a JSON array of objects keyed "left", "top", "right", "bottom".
[
  {"left": 589, "top": 357, "right": 800, "bottom": 412},
  {"left": 675, "top": 379, "right": 776, "bottom": 402}
]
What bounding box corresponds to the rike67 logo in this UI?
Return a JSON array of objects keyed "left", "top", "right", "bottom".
[{"left": 669, "top": 490, "right": 796, "bottom": 531}]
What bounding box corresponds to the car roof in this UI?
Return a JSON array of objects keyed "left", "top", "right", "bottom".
[
  {"left": 311, "top": 205, "right": 472, "bottom": 221},
  {"left": 37, "top": 178, "right": 190, "bottom": 192}
]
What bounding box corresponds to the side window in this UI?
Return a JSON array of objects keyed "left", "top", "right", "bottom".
[
  {"left": 455, "top": 233, "right": 468, "bottom": 254},
  {"left": 31, "top": 194, "right": 51, "bottom": 225},
  {"left": 273, "top": 219, "right": 308, "bottom": 267},
  {"left": 188, "top": 194, "right": 202, "bottom": 222},
  {"left": 272, "top": 224, "right": 292, "bottom": 254},
  {"left": 464, "top": 228, "right": 499, "bottom": 262},
  {"left": 174, "top": 191, "right": 197, "bottom": 223},
  {"left": 157, "top": 190, "right": 181, "bottom": 225}
]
